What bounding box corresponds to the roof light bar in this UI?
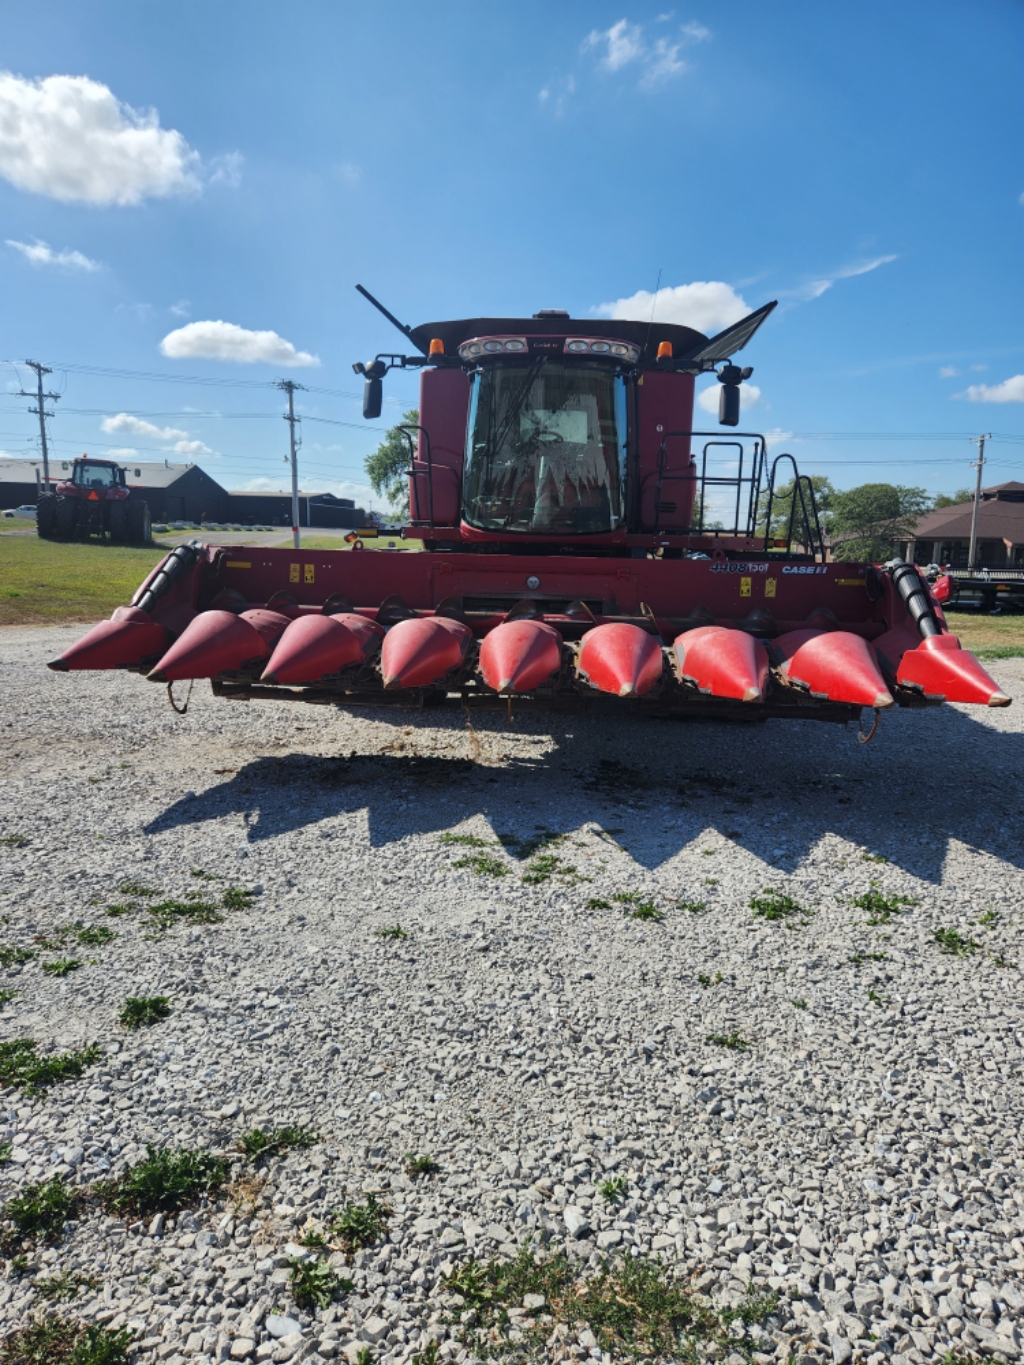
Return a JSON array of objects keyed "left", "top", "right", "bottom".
[
  {"left": 458, "top": 336, "right": 527, "bottom": 359},
  {"left": 564, "top": 337, "right": 640, "bottom": 363}
]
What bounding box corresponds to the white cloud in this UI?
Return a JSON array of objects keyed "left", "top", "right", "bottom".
[
  {"left": 761, "top": 427, "right": 794, "bottom": 446},
  {"left": 939, "top": 365, "right": 958, "bottom": 378},
  {"left": 582, "top": 17, "right": 708, "bottom": 88},
  {"left": 956, "top": 373, "right": 1024, "bottom": 403},
  {"left": 6, "top": 237, "right": 100, "bottom": 270},
  {"left": 173, "top": 438, "right": 212, "bottom": 457},
  {"left": 206, "top": 152, "right": 243, "bottom": 188},
  {"left": 101, "top": 413, "right": 189, "bottom": 441},
  {"left": 793, "top": 254, "right": 898, "bottom": 301},
  {"left": 594, "top": 280, "right": 750, "bottom": 335},
  {"left": 169, "top": 299, "right": 190, "bottom": 318},
  {"left": 334, "top": 161, "right": 362, "bottom": 185},
  {"left": 160, "top": 320, "right": 320, "bottom": 367},
  {"left": 0, "top": 72, "right": 203, "bottom": 205},
  {"left": 244, "top": 475, "right": 375, "bottom": 506},
  {"left": 538, "top": 75, "right": 576, "bottom": 115},
  {"left": 697, "top": 381, "right": 761, "bottom": 415},
  {"left": 104, "top": 447, "right": 137, "bottom": 458}
]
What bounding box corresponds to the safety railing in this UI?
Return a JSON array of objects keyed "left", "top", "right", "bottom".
[{"left": 652, "top": 431, "right": 767, "bottom": 538}]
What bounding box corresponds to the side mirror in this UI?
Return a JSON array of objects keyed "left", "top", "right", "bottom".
[
  {"left": 363, "top": 377, "right": 383, "bottom": 420},
  {"left": 719, "top": 384, "right": 740, "bottom": 427}
]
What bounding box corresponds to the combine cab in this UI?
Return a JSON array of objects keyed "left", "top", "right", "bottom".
[
  {"left": 38, "top": 457, "right": 151, "bottom": 544},
  {"left": 50, "top": 290, "right": 1010, "bottom": 728}
]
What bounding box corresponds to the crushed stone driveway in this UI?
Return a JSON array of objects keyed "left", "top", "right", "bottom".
[{"left": 1, "top": 624, "right": 1023, "bottom": 1365}]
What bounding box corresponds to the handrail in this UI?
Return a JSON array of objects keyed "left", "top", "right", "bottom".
[
  {"left": 652, "top": 430, "right": 767, "bottom": 537},
  {"left": 398, "top": 424, "right": 434, "bottom": 530},
  {"left": 762, "top": 454, "right": 824, "bottom": 560}
]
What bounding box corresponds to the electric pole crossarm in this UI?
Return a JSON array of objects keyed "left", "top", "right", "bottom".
[
  {"left": 18, "top": 360, "right": 60, "bottom": 490},
  {"left": 968, "top": 434, "right": 990, "bottom": 570},
  {"left": 276, "top": 380, "right": 305, "bottom": 550}
]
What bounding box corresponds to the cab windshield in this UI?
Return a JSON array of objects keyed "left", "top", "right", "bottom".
[
  {"left": 73, "top": 462, "right": 117, "bottom": 489},
  {"left": 463, "top": 360, "right": 627, "bottom": 534}
]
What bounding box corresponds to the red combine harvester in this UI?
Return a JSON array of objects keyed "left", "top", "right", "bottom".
[{"left": 49, "top": 287, "right": 1010, "bottom": 731}]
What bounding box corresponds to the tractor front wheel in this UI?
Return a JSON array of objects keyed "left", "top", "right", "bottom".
[
  {"left": 36, "top": 494, "right": 57, "bottom": 539},
  {"left": 54, "top": 497, "right": 78, "bottom": 541},
  {"left": 127, "top": 500, "right": 152, "bottom": 544}
]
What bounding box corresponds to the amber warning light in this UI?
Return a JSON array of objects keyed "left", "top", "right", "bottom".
[
  {"left": 657, "top": 341, "right": 673, "bottom": 359},
  {"left": 429, "top": 338, "right": 444, "bottom": 356}
]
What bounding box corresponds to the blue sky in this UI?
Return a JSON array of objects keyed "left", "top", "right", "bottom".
[{"left": 1, "top": 1, "right": 1022, "bottom": 510}]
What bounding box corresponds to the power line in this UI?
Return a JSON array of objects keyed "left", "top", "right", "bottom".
[
  {"left": 16, "top": 361, "right": 60, "bottom": 488},
  {"left": 276, "top": 380, "right": 304, "bottom": 548}
]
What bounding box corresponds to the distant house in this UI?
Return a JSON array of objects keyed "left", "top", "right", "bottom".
[
  {"left": 0, "top": 456, "right": 230, "bottom": 522},
  {"left": 224, "top": 489, "right": 368, "bottom": 529},
  {"left": 899, "top": 482, "right": 1024, "bottom": 568}
]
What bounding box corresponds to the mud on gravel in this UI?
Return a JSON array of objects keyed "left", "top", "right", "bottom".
[{"left": 1, "top": 624, "right": 1023, "bottom": 1365}]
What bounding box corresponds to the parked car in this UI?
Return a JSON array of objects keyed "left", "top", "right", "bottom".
[{"left": 2, "top": 505, "right": 37, "bottom": 518}]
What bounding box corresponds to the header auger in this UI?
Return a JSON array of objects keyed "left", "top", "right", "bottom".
[{"left": 49, "top": 290, "right": 1010, "bottom": 730}]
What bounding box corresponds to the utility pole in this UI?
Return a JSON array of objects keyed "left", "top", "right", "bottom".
[
  {"left": 19, "top": 361, "right": 60, "bottom": 492},
  {"left": 967, "top": 433, "right": 990, "bottom": 570},
  {"left": 276, "top": 380, "right": 304, "bottom": 549}
]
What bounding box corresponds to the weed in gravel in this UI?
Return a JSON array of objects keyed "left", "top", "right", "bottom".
[
  {"left": 861, "top": 852, "right": 888, "bottom": 863},
  {"left": 146, "top": 899, "right": 223, "bottom": 930},
  {"left": 94, "top": 1145, "right": 229, "bottom": 1217},
  {"left": 677, "top": 899, "right": 708, "bottom": 913},
  {"left": 439, "top": 833, "right": 491, "bottom": 848},
  {"left": 287, "top": 1257, "right": 353, "bottom": 1309},
  {"left": 190, "top": 869, "right": 222, "bottom": 881},
  {"left": 791, "top": 998, "right": 808, "bottom": 1009},
  {"left": 0, "top": 1040, "right": 101, "bottom": 1095},
  {"left": 404, "top": 1153, "right": 440, "bottom": 1178},
  {"left": 0, "top": 1142, "right": 11, "bottom": 1165},
  {"left": 411, "top": 1343, "right": 439, "bottom": 1365},
  {"left": 850, "top": 890, "right": 918, "bottom": 925},
  {"left": 453, "top": 851, "right": 508, "bottom": 878},
  {"left": 991, "top": 952, "right": 1018, "bottom": 969},
  {"left": 707, "top": 1031, "right": 748, "bottom": 1051},
  {"left": 42, "top": 959, "right": 81, "bottom": 978},
  {"left": 330, "top": 1193, "right": 391, "bottom": 1252},
  {"left": 33, "top": 930, "right": 70, "bottom": 950},
  {"left": 932, "top": 927, "right": 979, "bottom": 957},
  {"left": 103, "top": 905, "right": 133, "bottom": 918},
  {"left": 221, "top": 887, "right": 257, "bottom": 911},
  {"left": 848, "top": 950, "right": 887, "bottom": 966},
  {"left": 626, "top": 901, "right": 663, "bottom": 922},
  {"left": 117, "top": 881, "right": 156, "bottom": 898},
  {"left": 2, "top": 1316, "right": 133, "bottom": 1364},
  {"left": 598, "top": 1176, "right": 628, "bottom": 1203},
  {"left": 118, "top": 996, "right": 171, "bottom": 1031},
  {"left": 73, "top": 927, "right": 116, "bottom": 947},
  {"left": 702, "top": 877, "right": 719, "bottom": 887},
  {"left": 867, "top": 988, "right": 887, "bottom": 1006},
  {"left": 976, "top": 909, "right": 999, "bottom": 927},
  {"left": 0, "top": 946, "right": 35, "bottom": 967},
  {"left": 750, "top": 891, "right": 808, "bottom": 922},
  {"left": 586, "top": 898, "right": 612, "bottom": 910},
  {"left": 0, "top": 989, "right": 18, "bottom": 1008},
  {"left": 443, "top": 1244, "right": 773, "bottom": 1361},
  {"left": 376, "top": 924, "right": 409, "bottom": 941},
  {"left": 34, "top": 1270, "right": 101, "bottom": 1302},
  {"left": 0, "top": 833, "right": 29, "bottom": 848},
  {"left": 297, "top": 1227, "right": 327, "bottom": 1248},
  {"left": 697, "top": 972, "right": 723, "bottom": 988},
  {"left": 3, "top": 1177, "right": 78, "bottom": 1247},
  {"left": 522, "top": 853, "right": 586, "bottom": 885},
  {"left": 239, "top": 1126, "right": 317, "bottom": 1161}
]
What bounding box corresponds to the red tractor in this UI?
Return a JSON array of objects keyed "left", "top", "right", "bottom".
[
  {"left": 49, "top": 288, "right": 1009, "bottom": 729},
  {"left": 37, "top": 457, "right": 151, "bottom": 544}
]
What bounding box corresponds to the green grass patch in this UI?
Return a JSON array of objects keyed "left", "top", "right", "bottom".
[
  {"left": 0, "top": 1040, "right": 101, "bottom": 1095},
  {"left": 860, "top": 852, "right": 888, "bottom": 863},
  {"left": 848, "top": 950, "right": 887, "bottom": 966},
  {"left": 439, "top": 833, "right": 492, "bottom": 848},
  {"left": 404, "top": 1152, "right": 440, "bottom": 1178},
  {"left": 221, "top": 886, "right": 257, "bottom": 911},
  {"left": 94, "top": 1145, "right": 229, "bottom": 1218},
  {"left": 73, "top": 927, "right": 116, "bottom": 947},
  {"left": 0, "top": 945, "right": 35, "bottom": 967},
  {"left": 521, "top": 853, "right": 585, "bottom": 885},
  {"left": 697, "top": 972, "right": 724, "bottom": 987},
  {"left": 376, "top": 924, "right": 409, "bottom": 941},
  {"left": 867, "top": 988, "right": 887, "bottom": 1006},
  {"left": 0, "top": 535, "right": 167, "bottom": 627},
  {"left": 117, "top": 881, "right": 157, "bottom": 898},
  {"left": 598, "top": 1176, "right": 628, "bottom": 1203},
  {"left": 118, "top": 996, "right": 171, "bottom": 1031},
  {"left": 146, "top": 898, "right": 224, "bottom": 930},
  {"left": 585, "top": 898, "right": 612, "bottom": 910},
  {"left": 0, "top": 989, "right": 19, "bottom": 1008},
  {"left": 974, "top": 643, "right": 1024, "bottom": 660},
  {"left": 750, "top": 890, "right": 808, "bottom": 922},
  {"left": 190, "top": 869, "right": 222, "bottom": 881},
  {"left": 3, "top": 1177, "right": 78, "bottom": 1248},
  {"left": 239, "top": 1126, "right": 317, "bottom": 1161},
  {"left": 330, "top": 1193, "right": 391, "bottom": 1252},
  {"left": 33, "top": 1270, "right": 101, "bottom": 1303},
  {"left": 453, "top": 851, "right": 508, "bottom": 877},
  {"left": 707, "top": 1031, "right": 748, "bottom": 1051},
  {"left": 932, "top": 927, "right": 979, "bottom": 957},
  {"left": 991, "top": 952, "right": 1018, "bottom": 969},
  {"left": 288, "top": 1257, "right": 353, "bottom": 1309},
  {"left": 791, "top": 998, "right": 808, "bottom": 1009},
  {"left": 0, "top": 1314, "right": 134, "bottom": 1365},
  {"left": 850, "top": 890, "right": 918, "bottom": 925},
  {"left": 0, "top": 833, "right": 29, "bottom": 849},
  {"left": 42, "top": 959, "right": 81, "bottom": 978},
  {"left": 443, "top": 1244, "right": 777, "bottom": 1362}
]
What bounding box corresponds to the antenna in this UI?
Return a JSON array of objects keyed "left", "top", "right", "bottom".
[
  {"left": 354, "top": 284, "right": 428, "bottom": 355},
  {"left": 643, "top": 268, "right": 662, "bottom": 360}
]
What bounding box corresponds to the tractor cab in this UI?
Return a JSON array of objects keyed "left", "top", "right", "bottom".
[{"left": 68, "top": 458, "right": 126, "bottom": 494}]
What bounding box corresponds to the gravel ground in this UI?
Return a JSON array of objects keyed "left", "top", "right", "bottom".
[{"left": 1, "top": 623, "right": 1023, "bottom": 1365}]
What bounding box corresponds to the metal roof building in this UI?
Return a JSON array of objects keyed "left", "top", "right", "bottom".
[{"left": 901, "top": 482, "right": 1024, "bottom": 568}]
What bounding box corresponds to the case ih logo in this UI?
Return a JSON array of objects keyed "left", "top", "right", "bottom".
[
  {"left": 529, "top": 339, "right": 563, "bottom": 350},
  {"left": 782, "top": 565, "right": 829, "bottom": 575}
]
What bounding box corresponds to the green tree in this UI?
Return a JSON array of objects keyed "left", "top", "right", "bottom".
[
  {"left": 756, "top": 475, "right": 835, "bottom": 540},
  {"left": 830, "top": 483, "right": 931, "bottom": 560},
  {"left": 364, "top": 409, "right": 418, "bottom": 516},
  {"left": 932, "top": 488, "right": 973, "bottom": 509}
]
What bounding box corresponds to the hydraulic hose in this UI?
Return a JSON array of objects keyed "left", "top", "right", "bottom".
[
  {"left": 132, "top": 541, "right": 202, "bottom": 616},
  {"left": 885, "top": 558, "right": 940, "bottom": 638}
]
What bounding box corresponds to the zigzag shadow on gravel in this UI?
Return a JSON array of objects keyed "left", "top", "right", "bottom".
[{"left": 143, "top": 696, "right": 1024, "bottom": 882}]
